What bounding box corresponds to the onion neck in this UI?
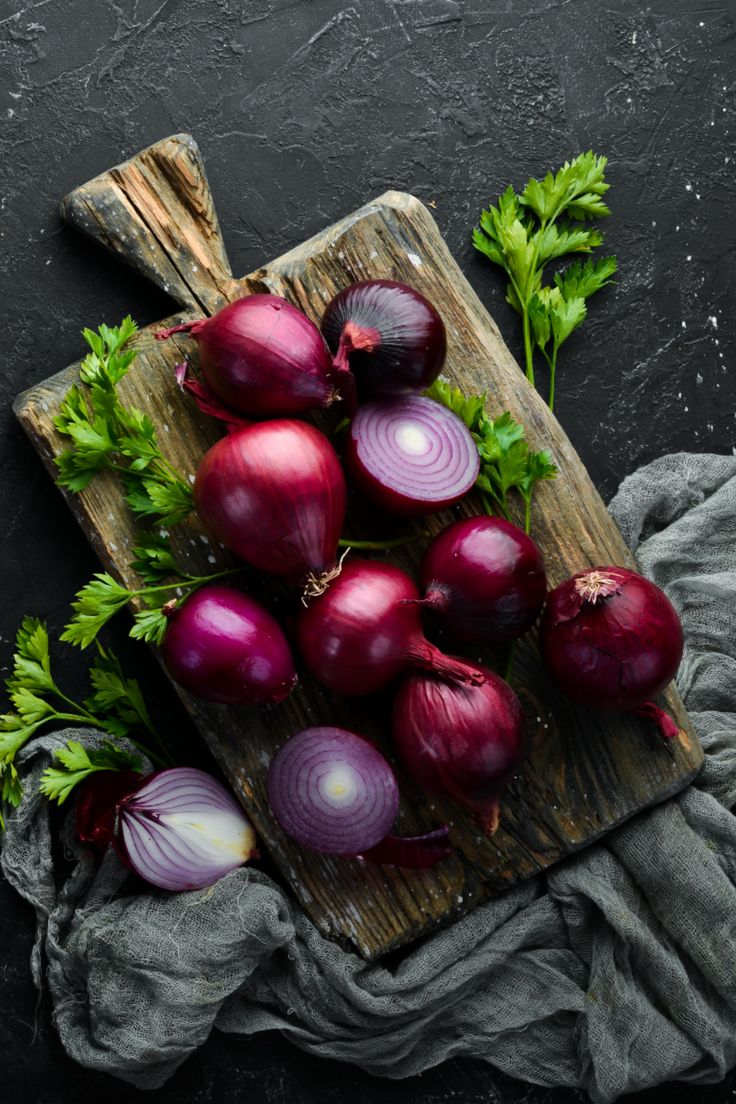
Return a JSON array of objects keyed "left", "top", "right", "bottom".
[
  {"left": 632, "top": 701, "right": 680, "bottom": 740},
  {"left": 155, "top": 319, "right": 206, "bottom": 341},
  {"left": 406, "top": 639, "right": 485, "bottom": 686},
  {"left": 419, "top": 586, "right": 452, "bottom": 614}
]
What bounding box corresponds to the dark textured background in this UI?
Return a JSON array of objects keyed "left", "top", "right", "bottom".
[{"left": 1, "top": 0, "right": 734, "bottom": 1100}]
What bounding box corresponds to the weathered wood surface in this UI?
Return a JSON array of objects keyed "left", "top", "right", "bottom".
[{"left": 15, "top": 134, "right": 703, "bottom": 960}]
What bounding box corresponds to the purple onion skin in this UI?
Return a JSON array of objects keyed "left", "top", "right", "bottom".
[
  {"left": 393, "top": 663, "right": 527, "bottom": 835},
  {"left": 345, "top": 397, "right": 480, "bottom": 516},
  {"left": 420, "top": 517, "right": 547, "bottom": 644},
  {"left": 158, "top": 295, "right": 335, "bottom": 416},
  {"left": 539, "top": 566, "right": 684, "bottom": 712},
  {"left": 296, "top": 559, "right": 485, "bottom": 696},
  {"left": 160, "top": 585, "right": 297, "bottom": 705},
  {"left": 321, "top": 280, "right": 447, "bottom": 399},
  {"left": 76, "top": 769, "right": 144, "bottom": 857},
  {"left": 267, "top": 727, "right": 400, "bottom": 854},
  {"left": 194, "top": 420, "right": 346, "bottom": 583}
]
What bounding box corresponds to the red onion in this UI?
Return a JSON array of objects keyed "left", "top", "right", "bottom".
[
  {"left": 156, "top": 295, "right": 336, "bottom": 416},
  {"left": 346, "top": 396, "right": 479, "bottom": 515},
  {"left": 267, "top": 727, "right": 451, "bottom": 867},
  {"left": 296, "top": 558, "right": 485, "bottom": 696},
  {"left": 194, "top": 420, "right": 346, "bottom": 590},
  {"left": 419, "top": 516, "right": 547, "bottom": 644},
  {"left": 116, "top": 767, "right": 258, "bottom": 891},
  {"left": 393, "top": 663, "right": 527, "bottom": 835},
  {"left": 539, "top": 566, "right": 684, "bottom": 739},
  {"left": 267, "top": 727, "right": 399, "bottom": 854},
  {"left": 160, "top": 585, "right": 296, "bottom": 705},
  {"left": 321, "top": 279, "right": 447, "bottom": 400}
]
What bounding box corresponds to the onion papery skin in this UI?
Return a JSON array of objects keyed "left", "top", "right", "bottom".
[
  {"left": 160, "top": 585, "right": 297, "bottom": 705},
  {"left": 267, "top": 727, "right": 400, "bottom": 854},
  {"left": 194, "top": 420, "right": 346, "bottom": 584},
  {"left": 539, "top": 566, "right": 684, "bottom": 714},
  {"left": 393, "top": 663, "right": 527, "bottom": 835},
  {"left": 156, "top": 295, "right": 336, "bottom": 416},
  {"left": 321, "top": 280, "right": 447, "bottom": 399},
  {"left": 346, "top": 396, "right": 480, "bottom": 515},
  {"left": 116, "top": 767, "right": 258, "bottom": 892},
  {"left": 420, "top": 516, "right": 547, "bottom": 644},
  {"left": 76, "top": 769, "right": 143, "bottom": 857},
  {"left": 354, "top": 827, "right": 452, "bottom": 868},
  {"left": 296, "top": 558, "right": 486, "bottom": 696}
]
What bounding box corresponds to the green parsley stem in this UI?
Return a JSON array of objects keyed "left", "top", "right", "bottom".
[
  {"left": 338, "top": 534, "right": 428, "bottom": 551},
  {"left": 503, "top": 642, "right": 516, "bottom": 683},
  {"left": 521, "top": 306, "right": 535, "bottom": 386}
]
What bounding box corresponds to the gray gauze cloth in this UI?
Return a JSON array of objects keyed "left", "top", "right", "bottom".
[{"left": 3, "top": 452, "right": 736, "bottom": 1103}]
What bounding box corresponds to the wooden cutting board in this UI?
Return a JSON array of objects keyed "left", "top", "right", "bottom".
[{"left": 14, "top": 134, "right": 703, "bottom": 960}]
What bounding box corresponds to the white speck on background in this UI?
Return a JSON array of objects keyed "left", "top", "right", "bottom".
[
  {"left": 207, "top": 554, "right": 216, "bottom": 564},
  {"left": 696, "top": 193, "right": 701, "bottom": 200},
  {"left": 686, "top": 255, "right": 692, "bottom": 261},
  {"left": 685, "top": 183, "right": 693, "bottom": 191},
  {"left": 632, "top": 30, "right": 637, "bottom": 43},
  {"left": 696, "top": 373, "right": 703, "bottom": 384},
  {"left": 407, "top": 252, "right": 422, "bottom": 267},
  {"left": 682, "top": 321, "right": 687, "bottom": 328},
  {"left": 709, "top": 316, "right": 718, "bottom": 328}
]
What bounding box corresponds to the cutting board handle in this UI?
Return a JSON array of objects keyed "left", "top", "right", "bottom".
[{"left": 60, "top": 134, "right": 237, "bottom": 315}]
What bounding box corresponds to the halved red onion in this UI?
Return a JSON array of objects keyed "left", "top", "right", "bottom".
[
  {"left": 345, "top": 396, "right": 480, "bottom": 515},
  {"left": 116, "top": 767, "right": 257, "bottom": 891},
  {"left": 321, "top": 279, "right": 447, "bottom": 400},
  {"left": 267, "top": 727, "right": 400, "bottom": 855}
]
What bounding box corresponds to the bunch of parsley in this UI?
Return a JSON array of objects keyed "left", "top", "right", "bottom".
[
  {"left": 473, "top": 151, "right": 617, "bottom": 409},
  {"left": 426, "top": 379, "right": 557, "bottom": 534},
  {"left": 0, "top": 618, "right": 167, "bottom": 820}
]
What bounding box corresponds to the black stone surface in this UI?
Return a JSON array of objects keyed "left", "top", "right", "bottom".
[{"left": 1, "top": 1, "right": 734, "bottom": 1100}]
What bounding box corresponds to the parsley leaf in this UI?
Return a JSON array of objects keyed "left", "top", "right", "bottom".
[
  {"left": 55, "top": 318, "right": 194, "bottom": 526},
  {"left": 426, "top": 381, "right": 557, "bottom": 532},
  {"left": 473, "top": 152, "right": 616, "bottom": 408},
  {"left": 39, "top": 739, "right": 143, "bottom": 805},
  {"left": 0, "top": 617, "right": 171, "bottom": 819}
]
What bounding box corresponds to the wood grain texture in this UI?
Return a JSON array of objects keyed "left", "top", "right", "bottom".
[{"left": 15, "top": 135, "right": 703, "bottom": 960}]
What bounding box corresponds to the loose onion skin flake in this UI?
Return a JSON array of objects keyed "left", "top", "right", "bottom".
[
  {"left": 321, "top": 279, "right": 447, "bottom": 400},
  {"left": 116, "top": 768, "right": 258, "bottom": 891},
  {"left": 345, "top": 395, "right": 480, "bottom": 515},
  {"left": 156, "top": 295, "right": 336, "bottom": 417},
  {"left": 539, "top": 566, "right": 684, "bottom": 739},
  {"left": 420, "top": 516, "right": 548, "bottom": 644},
  {"left": 194, "top": 420, "right": 347, "bottom": 589},
  {"left": 393, "top": 663, "right": 528, "bottom": 836},
  {"left": 296, "top": 558, "right": 486, "bottom": 696},
  {"left": 160, "top": 585, "right": 297, "bottom": 706}
]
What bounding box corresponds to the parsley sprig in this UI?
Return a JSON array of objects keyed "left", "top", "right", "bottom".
[
  {"left": 473, "top": 152, "right": 617, "bottom": 408},
  {"left": 39, "top": 740, "right": 143, "bottom": 805},
  {"left": 55, "top": 318, "right": 194, "bottom": 525},
  {"left": 427, "top": 379, "right": 557, "bottom": 533},
  {"left": 61, "top": 533, "right": 242, "bottom": 650},
  {"left": 0, "top": 618, "right": 169, "bottom": 819}
]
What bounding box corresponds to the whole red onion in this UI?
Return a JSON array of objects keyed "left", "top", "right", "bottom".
[
  {"left": 539, "top": 566, "right": 684, "bottom": 739},
  {"left": 393, "top": 663, "right": 527, "bottom": 835},
  {"left": 160, "top": 585, "right": 297, "bottom": 705},
  {"left": 156, "top": 295, "right": 336, "bottom": 416},
  {"left": 296, "top": 558, "right": 485, "bottom": 696},
  {"left": 194, "top": 420, "right": 346, "bottom": 588},
  {"left": 420, "top": 516, "right": 547, "bottom": 644},
  {"left": 321, "top": 279, "right": 446, "bottom": 400}
]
